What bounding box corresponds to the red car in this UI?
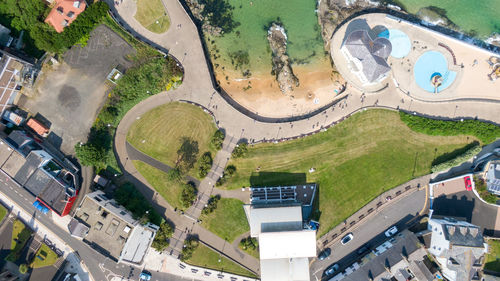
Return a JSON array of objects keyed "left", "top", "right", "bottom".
[{"left": 464, "top": 176, "right": 472, "bottom": 191}]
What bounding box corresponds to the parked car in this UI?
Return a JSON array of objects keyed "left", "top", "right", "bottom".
[
  {"left": 464, "top": 176, "right": 472, "bottom": 191},
  {"left": 139, "top": 271, "right": 152, "bottom": 281},
  {"left": 356, "top": 244, "right": 370, "bottom": 255},
  {"left": 341, "top": 233, "right": 354, "bottom": 245},
  {"left": 324, "top": 263, "right": 339, "bottom": 276},
  {"left": 384, "top": 226, "right": 398, "bottom": 237},
  {"left": 318, "top": 248, "right": 331, "bottom": 260}
]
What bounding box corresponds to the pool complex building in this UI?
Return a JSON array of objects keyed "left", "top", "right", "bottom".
[{"left": 330, "top": 13, "right": 500, "bottom": 101}]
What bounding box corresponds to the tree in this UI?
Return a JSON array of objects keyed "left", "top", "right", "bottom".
[
  {"left": 19, "top": 264, "right": 28, "bottom": 274},
  {"left": 74, "top": 143, "right": 107, "bottom": 167},
  {"left": 175, "top": 137, "right": 199, "bottom": 173},
  {"left": 231, "top": 142, "right": 248, "bottom": 158},
  {"left": 198, "top": 152, "right": 213, "bottom": 178},
  {"left": 180, "top": 183, "right": 197, "bottom": 208},
  {"left": 211, "top": 130, "right": 225, "bottom": 150},
  {"left": 114, "top": 183, "right": 162, "bottom": 225},
  {"left": 167, "top": 168, "right": 182, "bottom": 182},
  {"left": 202, "top": 195, "right": 220, "bottom": 215},
  {"left": 181, "top": 236, "right": 199, "bottom": 261},
  {"left": 152, "top": 221, "right": 173, "bottom": 252}
]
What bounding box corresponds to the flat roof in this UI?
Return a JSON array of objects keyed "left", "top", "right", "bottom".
[
  {"left": 244, "top": 205, "right": 303, "bottom": 237},
  {"left": 259, "top": 230, "right": 316, "bottom": 259},
  {"left": 260, "top": 257, "right": 310, "bottom": 281},
  {"left": 120, "top": 225, "right": 156, "bottom": 264}
]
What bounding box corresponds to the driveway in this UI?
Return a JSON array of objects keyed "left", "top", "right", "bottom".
[{"left": 17, "top": 24, "right": 135, "bottom": 154}]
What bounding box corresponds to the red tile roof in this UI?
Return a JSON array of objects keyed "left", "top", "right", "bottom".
[{"left": 45, "top": 0, "right": 86, "bottom": 33}]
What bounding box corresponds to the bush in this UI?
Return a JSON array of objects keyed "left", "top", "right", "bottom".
[
  {"left": 152, "top": 221, "right": 174, "bottom": 252},
  {"left": 198, "top": 152, "right": 213, "bottom": 178},
  {"left": 399, "top": 111, "right": 500, "bottom": 144},
  {"left": 167, "top": 168, "right": 182, "bottom": 182},
  {"left": 211, "top": 130, "right": 225, "bottom": 150},
  {"left": 180, "top": 183, "right": 197, "bottom": 208},
  {"left": 114, "top": 183, "right": 161, "bottom": 225},
  {"left": 19, "top": 264, "right": 28, "bottom": 274},
  {"left": 239, "top": 237, "right": 258, "bottom": 251},
  {"left": 431, "top": 144, "right": 481, "bottom": 172},
  {"left": 231, "top": 143, "right": 248, "bottom": 158},
  {"left": 181, "top": 236, "right": 199, "bottom": 261},
  {"left": 202, "top": 195, "right": 220, "bottom": 215},
  {"left": 74, "top": 143, "right": 107, "bottom": 168},
  {"left": 474, "top": 176, "right": 498, "bottom": 204}
]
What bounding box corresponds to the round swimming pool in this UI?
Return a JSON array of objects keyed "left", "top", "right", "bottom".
[
  {"left": 413, "top": 51, "right": 457, "bottom": 93},
  {"left": 377, "top": 29, "right": 411, "bottom": 58}
]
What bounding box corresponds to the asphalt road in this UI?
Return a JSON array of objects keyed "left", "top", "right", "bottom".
[
  {"left": 309, "top": 188, "right": 428, "bottom": 281},
  {"left": 0, "top": 171, "right": 207, "bottom": 281}
]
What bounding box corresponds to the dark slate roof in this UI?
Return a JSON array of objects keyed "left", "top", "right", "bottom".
[
  {"left": 38, "top": 179, "right": 68, "bottom": 214},
  {"left": 409, "top": 260, "right": 434, "bottom": 281},
  {"left": 442, "top": 224, "right": 484, "bottom": 247},
  {"left": 13, "top": 151, "right": 44, "bottom": 186},
  {"left": 24, "top": 168, "right": 52, "bottom": 196},
  {"left": 343, "top": 30, "right": 392, "bottom": 83}
]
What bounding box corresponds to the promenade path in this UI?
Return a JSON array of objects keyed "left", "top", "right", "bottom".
[{"left": 107, "top": 0, "right": 500, "bottom": 276}]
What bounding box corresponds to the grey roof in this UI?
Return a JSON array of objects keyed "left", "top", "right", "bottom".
[
  {"left": 486, "top": 162, "right": 500, "bottom": 194},
  {"left": 244, "top": 204, "right": 303, "bottom": 237},
  {"left": 13, "top": 151, "right": 44, "bottom": 186},
  {"left": 343, "top": 30, "right": 392, "bottom": 83},
  {"left": 442, "top": 223, "right": 484, "bottom": 247},
  {"left": 5, "top": 130, "right": 40, "bottom": 156},
  {"left": 68, "top": 217, "right": 89, "bottom": 238},
  {"left": 38, "top": 179, "right": 69, "bottom": 214},
  {"left": 408, "top": 260, "right": 434, "bottom": 281}
]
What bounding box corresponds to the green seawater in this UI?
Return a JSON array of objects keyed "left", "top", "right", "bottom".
[
  {"left": 207, "top": 0, "right": 326, "bottom": 75},
  {"left": 397, "top": 0, "right": 500, "bottom": 38}
]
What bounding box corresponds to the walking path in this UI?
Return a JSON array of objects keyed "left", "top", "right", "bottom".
[{"left": 107, "top": 0, "right": 500, "bottom": 276}]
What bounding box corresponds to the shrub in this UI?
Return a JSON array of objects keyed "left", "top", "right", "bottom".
[
  {"left": 239, "top": 237, "right": 258, "bottom": 251},
  {"left": 431, "top": 144, "right": 481, "bottom": 172},
  {"left": 152, "top": 221, "right": 174, "bottom": 252},
  {"left": 181, "top": 236, "right": 199, "bottom": 261},
  {"left": 399, "top": 111, "right": 500, "bottom": 144},
  {"left": 215, "top": 165, "right": 237, "bottom": 186},
  {"left": 211, "top": 130, "right": 225, "bottom": 150},
  {"left": 74, "top": 143, "right": 107, "bottom": 168},
  {"left": 180, "top": 183, "right": 197, "bottom": 208},
  {"left": 19, "top": 264, "right": 28, "bottom": 274},
  {"left": 198, "top": 152, "right": 213, "bottom": 178},
  {"left": 167, "top": 168, "right": 182, "bottom": 182},
  {"left": 202, "top": 195, "right": 220, "bottom": 215},
  {"left": 231, "top": 143, "right": 248, "bottom": 158}
]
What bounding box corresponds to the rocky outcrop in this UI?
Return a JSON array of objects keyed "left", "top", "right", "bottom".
[
  {"left": 183, "top": 0, "right": 223, "bottom": 36},
  {"left": 416, "top": 6, "right": 457, "bottom": 30},
  {"left": 267, "top": 23, "right": 299, "bottom": 95}
]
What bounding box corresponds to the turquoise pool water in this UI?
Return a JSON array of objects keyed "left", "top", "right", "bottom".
[
  {"left": 378, "top": 29, "right": 411, "bottom": 58},
  {"left": 413, "top": 51, "right": 457, "bottom": 93}
]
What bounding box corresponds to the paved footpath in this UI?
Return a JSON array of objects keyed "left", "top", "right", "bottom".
[{"left": 106, "top": 0, "right": 500, "bottom": 276}]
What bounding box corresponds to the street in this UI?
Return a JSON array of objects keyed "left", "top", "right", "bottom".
[{"left": 309, "top": 188, "right": 427, "bottom": 280}]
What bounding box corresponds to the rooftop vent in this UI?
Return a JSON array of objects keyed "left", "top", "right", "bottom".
[{"left": 73, "top": 1, "right": 81, "bottom": 8}]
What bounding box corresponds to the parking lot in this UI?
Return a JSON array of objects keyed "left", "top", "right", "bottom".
[{"left": 17, "top": 24, "right": 135, "bottom": 154}]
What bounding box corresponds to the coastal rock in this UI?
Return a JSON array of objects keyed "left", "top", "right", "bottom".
[
  {"left": 267, "top": 23, "right": 299, "bottom": 95},
  {"left": 416, "top": 6, "right": 457, "bottom": 29}
]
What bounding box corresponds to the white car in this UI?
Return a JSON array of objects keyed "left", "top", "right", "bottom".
[
  {"left": 341, "top": 233, "right": 354, "bottom": 245},
  {"left": 384, "top": 226, "right": 398, "bottom": 237}
]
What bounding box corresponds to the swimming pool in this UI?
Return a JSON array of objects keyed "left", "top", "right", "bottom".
[
  {"left": 377, "top": 29, "right": 411, "bottom": 58},
  {"left": 413, "top": 51, "right": 457, "bottom": 93}
]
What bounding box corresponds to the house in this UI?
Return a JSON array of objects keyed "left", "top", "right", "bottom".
[
  {"left": 428, "top": 217, "right": 487, "bottom": 281},
  {"left": 330, "top": 230, "right": 434, "bottom": 281},
  {"left": 0, "top": 130, "right": 79, "bottom": 216},
  {"left": 485, "top": 161, "right": 500, "bottom": 195},
  {"left": 45, "top": 0, "right": 86, "bottom": 33},
  {"left": 341, "top": 29, "right": 392, "bottom": 85},
  {"left": 244, "top": 185, "right": 318, "bottom": 281},
  {"left": 71, "top": 191, "right": 158, "bottom": 266}
]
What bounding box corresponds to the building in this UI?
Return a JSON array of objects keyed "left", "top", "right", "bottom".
[
  {"left": 71, "top": 191, "right": 158, "bottom": 265},
  {"left": 340, "top": 29, "right": 392, "bottom": 85},
  {"left": 244, "top": 185, "right": 317, "bottom": 281},
  {"left": 0, "top": 49, "right": 38, "bottom": 116},
  {"left": 485, "top": 161, "right": 500, "bottom": 195},
  {"left": 428, "top": 218, "right": 486, "bottom": 281},
  {"left": 329, "top": 230, "right": 434, "bottom": 281},
  {"left": 0, "top": 130, "right": 79, "bottom": 216},
  {"left": 45, "top": 0, "right": 86, "bottom": 33}
]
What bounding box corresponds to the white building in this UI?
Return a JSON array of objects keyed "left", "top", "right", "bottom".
[{"left": 428, "top": 218, "right": 486, "bottom": 281}]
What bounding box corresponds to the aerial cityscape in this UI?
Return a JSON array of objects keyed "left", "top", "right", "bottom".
[{"left": 0, "top": 0, "right": 500, "bottom": 281}]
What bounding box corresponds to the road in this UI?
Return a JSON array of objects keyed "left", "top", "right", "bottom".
[{"left": 309, "top": 188, "right": 428, "bottom": 281}]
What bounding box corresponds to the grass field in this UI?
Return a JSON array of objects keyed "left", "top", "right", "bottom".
[
  {"left": 184, "top": 244, "right": 256, "bottom": 278},
  {"left": 485, "top": 239, "right": 500, "bottom": 272},
  {"left": 133, "top": 160, "right": 185, "bottom": 210},
  {"left": 31, "top": 244, "right": 58, "bottom": 268},
  {"left": 238, "top": 243, "right": 259, "bottom": 259},
  {"left": 127, "top": 102, "right": 218, "bottom": 179},
  {"left": 7, "top": 219, "right": 32, "bottom": 262},
  {"left": 200, "top": 198, "right": 249, "bottom": 242},
  {"left": 0, "top": 204, "right": 7, "bottom": 223},
  {"left": 134, "top": 0, "right": 170, "bottom": 33},
  {"left": 222, "top": 109, "right": 477, "bottom": 236}
]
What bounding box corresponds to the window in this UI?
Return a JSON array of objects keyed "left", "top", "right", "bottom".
[{"left": 67, "top": 11, "right": 75, "bottom": 18}]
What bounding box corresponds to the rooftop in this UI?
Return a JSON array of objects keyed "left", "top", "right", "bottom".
[
  {"left": 45, "top": 0, "right": 86, "bottom": 33},
  {"left": 243, "top": 204, "right": 303, "bottom": 237},
  {"left": 259, "top": 230, "right": 316, "bottom": 260}
]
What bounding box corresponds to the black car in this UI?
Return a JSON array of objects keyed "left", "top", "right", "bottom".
[
  {"left": 318, "top": 248, "right": 331, "bottom": 260},
  {"left": 324, "top": 264, "right": 339, "bottom": 276},
  {"left": 356, "top": 244, "right": 370, "bottom": 255}
]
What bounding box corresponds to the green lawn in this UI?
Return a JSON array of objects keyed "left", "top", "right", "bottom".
[
  {"left": 0, "top": 204, "right": 7, "bottom": 223},
  {"left": 134, "top": 0, "right": 170, "bottom": 33},
  {"left": 238, "top": 243, "right": 259, "bottom": 259},
  {"left": 222, "top": 109, "right": 477, "bottom": 236},
  {"left": 133, "top": 160, "right": 185, "bottom": 210},
  {"left": 200, "top": 198, "right": 249, "bottom": 243},
  {"left": 30, "top": 244, "right": 58, "bottom": 268},
  {"left": 7, "top": 219, "right": 32, "bottom": 262},
  {"left": 127, "top": 102, "right": 218, "bottom": 179},
  {"left": 485, "top": 240, "right": 500, "bottom": 272},
  {"left": 184, "top": 244, "right": 256, "bottom": 278}
]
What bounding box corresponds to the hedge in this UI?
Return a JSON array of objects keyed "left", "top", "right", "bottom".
[{"left": 431, "top": 144, "right": 481, "bottom": 172}]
